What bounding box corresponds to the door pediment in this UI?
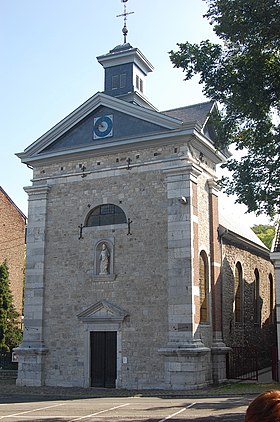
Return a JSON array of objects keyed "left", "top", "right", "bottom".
[{"left": 77, "top": 300, "right": 129, "bottom": 323}]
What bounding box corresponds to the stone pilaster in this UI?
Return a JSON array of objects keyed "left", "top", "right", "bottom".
[
  {"left": 270, "top": 244, "right": 280, "bottom": 381},
  {"left": 159, "top": 164, "right": 210, "bottom": 389},
  {"left": 15, "top": 185, "right": 50, "bottom": 387},
  {"left": 208, "top": 179, "right": 229, "bottom": 384}
]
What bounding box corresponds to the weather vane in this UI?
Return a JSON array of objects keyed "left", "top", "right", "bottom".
[{"left": 117, "top": 0, "right": 134, "bottom": 44}]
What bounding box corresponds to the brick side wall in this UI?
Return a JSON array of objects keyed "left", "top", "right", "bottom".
[
  {"left": 222, "top": 242, "right": 276, "bottom": 367},
  {"left": 0, "top": 190, "right": 26, "bottom": 315}
]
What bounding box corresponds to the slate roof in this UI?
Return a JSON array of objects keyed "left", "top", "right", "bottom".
[
  {"left": 162, "top": 101, "right": 214, "bottom": 127},
  {"left": 218, "top": 204, "right": 268, "bottom": 250}
]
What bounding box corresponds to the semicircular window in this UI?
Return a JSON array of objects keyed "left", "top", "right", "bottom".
[{"left": 86, "top": 204, "right": 127, "bottom": 227}]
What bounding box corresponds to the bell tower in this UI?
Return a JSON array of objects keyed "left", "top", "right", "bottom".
[{"left": 96, "top": 0, "right": 156, "bottom": 110}]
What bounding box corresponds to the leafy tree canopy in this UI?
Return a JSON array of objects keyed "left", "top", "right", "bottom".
[
  {"left": 251, "top": 224, "right": 276, "bottom": 249},
  {"left": 0, "top": 261, "right": 22, "bottom": 352},
  {"left": 169, "top": 0, "right": 280, "bottom": 217}
]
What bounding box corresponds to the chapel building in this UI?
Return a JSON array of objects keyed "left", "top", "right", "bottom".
[{"left": 15, "top": 39, "right": 275, "bottom": 389}]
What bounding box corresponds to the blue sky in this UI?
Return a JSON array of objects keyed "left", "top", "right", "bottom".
[{"left": 0, "top": 0, "right": 270, "bottom": 225}]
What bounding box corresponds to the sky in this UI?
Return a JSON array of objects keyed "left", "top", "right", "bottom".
[{"left": 0, "top": 0, "right": 271, "bottom": 226}]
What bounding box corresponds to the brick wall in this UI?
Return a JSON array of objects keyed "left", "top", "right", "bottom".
[
  {"left": 0, "top": 188, "right": 26, "bottom": 315},
  {"left": 222, "top": 241, "right": 276, "bottom": 367}
]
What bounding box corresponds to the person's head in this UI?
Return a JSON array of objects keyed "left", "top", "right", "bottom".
[{"left": 245, "top": 390, "right": 280, "bottom": 421}]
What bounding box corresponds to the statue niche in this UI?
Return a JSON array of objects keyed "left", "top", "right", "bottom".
[
  {"left": 95, "top": 241, "right": 113, "bottom": 276},
  {"left": 99, "top": 243, "right": 110, "bottom": 275}
]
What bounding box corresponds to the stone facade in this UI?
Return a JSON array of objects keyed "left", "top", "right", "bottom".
[
  {"left": 0, "top": 187, "right": 26, "bottom": 315},
  {"left": 15, "top": 43, "right": 276, "bottom": 389}
]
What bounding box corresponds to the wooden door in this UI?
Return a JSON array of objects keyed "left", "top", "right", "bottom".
[{"left": 90, "top": 331, "right": 117, "bottom": 388}]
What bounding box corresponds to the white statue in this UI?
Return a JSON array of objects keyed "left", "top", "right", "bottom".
[{"left": 99, "top": 243, "right": 110, "bottom": 274}]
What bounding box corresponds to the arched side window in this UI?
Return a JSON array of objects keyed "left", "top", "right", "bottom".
[
  {"left": 199, "top": 251, "right": 209, "bottom": 324},
  {"left": 234, "top": 262, "right": 243, "bottom": 323},
  {"left": 86, "top": 204, "right": 127, "bottom": 227},
  {"left": 269, "top": 273, "right": 274, "bottom": 324},
  {"left": 254, "top": 269, "right": 261, "bottom": 324}
]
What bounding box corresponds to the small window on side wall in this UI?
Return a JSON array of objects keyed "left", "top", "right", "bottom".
[
  {"left": 86, "top": 204, "right": 127, "bottom": 227},
  {"left": 234, "top": 262, "right": 243, "bottom": 323},
  {"left": 254, "top": 268, "right": 261, "bottom": 325}
]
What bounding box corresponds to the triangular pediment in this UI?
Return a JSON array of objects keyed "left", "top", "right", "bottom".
[
  {"left": 17, "top": 92, "right": 183, "bottom": 165},
  {"left": 77, "top": 300, "right": 129, "bottom": 323}
]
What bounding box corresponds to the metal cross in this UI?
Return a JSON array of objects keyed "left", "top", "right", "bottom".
[
  {"left": 81, "top": 165, "right": 87, "bottom": 178},
  {"left": 78, "top": 224, "right": 84, "bottom": 240},
  {"left": 126, "top": 157, "right": 132, "bottom": 170},
  {"left": 117, "top": 0, "right": 134, "bottom": 43},
  {"left": 127, "top": 218, "right": 133, "bottom": 236}
]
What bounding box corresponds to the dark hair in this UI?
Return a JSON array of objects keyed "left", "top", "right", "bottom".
[{"left": 245, "top": 390, "right": 280, "bottom": 421}]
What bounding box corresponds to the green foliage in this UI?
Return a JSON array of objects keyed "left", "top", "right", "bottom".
[
  {"left": 169, "top": 0, "right": 280, "bottom": 217},
  {"left": 251, "top": 224, "right": 276, "bottom": 249},
  {"left": 0, "top": 261, "right": 22, "bottom": 351}
]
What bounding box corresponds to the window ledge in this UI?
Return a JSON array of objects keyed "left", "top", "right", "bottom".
[{"left": 91, "top": 274, "right": 117, "bottom": 282}]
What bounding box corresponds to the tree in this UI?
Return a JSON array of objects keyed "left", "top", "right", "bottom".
[
  {"left": 0, "top": 261, "right": 22, "bottom": 352},
  {"left": 169, "top": 0, "right": 280, "bottom": 217},
  {"left": 251, "top": 224, "right": 276, "bottom": 249}
]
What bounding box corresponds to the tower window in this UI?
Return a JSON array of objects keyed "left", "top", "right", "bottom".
[
  {"left": 135, "top": 75, "right": 143, "bottom": 92},
  {"left": 86, "top": 204, "right": 127, "bottom": 227},
  {"left": 112, "top": 75, "right": 119, "bottom": 90},
  {"left": 120, "top": 73, "right": 126, "bottom": 88}
]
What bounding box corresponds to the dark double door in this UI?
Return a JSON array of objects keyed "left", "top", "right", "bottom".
[{"left": 90, "top": 331, "right": 117, "bottom": 388}]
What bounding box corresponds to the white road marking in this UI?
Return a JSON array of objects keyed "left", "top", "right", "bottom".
[
  {"left": 69, "top": 403, "right": 130, "bottom": 421},
  {"left": 0, "top": 403, "right": 66, "bottom": 420},
  {"left": 158, "top": 402, "right": 197, "bottom": 422}
]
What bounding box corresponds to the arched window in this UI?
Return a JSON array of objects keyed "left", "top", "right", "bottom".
[
  {"left": 86, "top": 204, "right": 127, "bottom": 227},
  {"left": 234, "top": 262, "right": 243, "bottom": 323},
  {"left": 269, "top": 273, "right": 274, "bottom": 324},
  {"left": 199, "top": 251, "right": 209, "bottom": 323},
  {"left": 254, "top": 269, "right": 260, "bottom": 324}
]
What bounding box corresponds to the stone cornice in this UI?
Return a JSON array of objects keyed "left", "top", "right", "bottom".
[
  {"left": 208, "top": 178, "right": 220, "bottom": 195},
  {"left": 163, "top": 162, "right": 203, "bottom": 180},
  {"left": 24, "top": 185, "right": 50, "bottom": 200}
]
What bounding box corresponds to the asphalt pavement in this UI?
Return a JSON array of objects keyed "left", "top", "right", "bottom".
[{"left": 0, "top": 370, "right": 279, "bottom": 421}]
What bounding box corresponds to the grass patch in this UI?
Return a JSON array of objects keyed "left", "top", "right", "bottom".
[{"left": 209, "top": 382, "right": 280, "bottom": 395}]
